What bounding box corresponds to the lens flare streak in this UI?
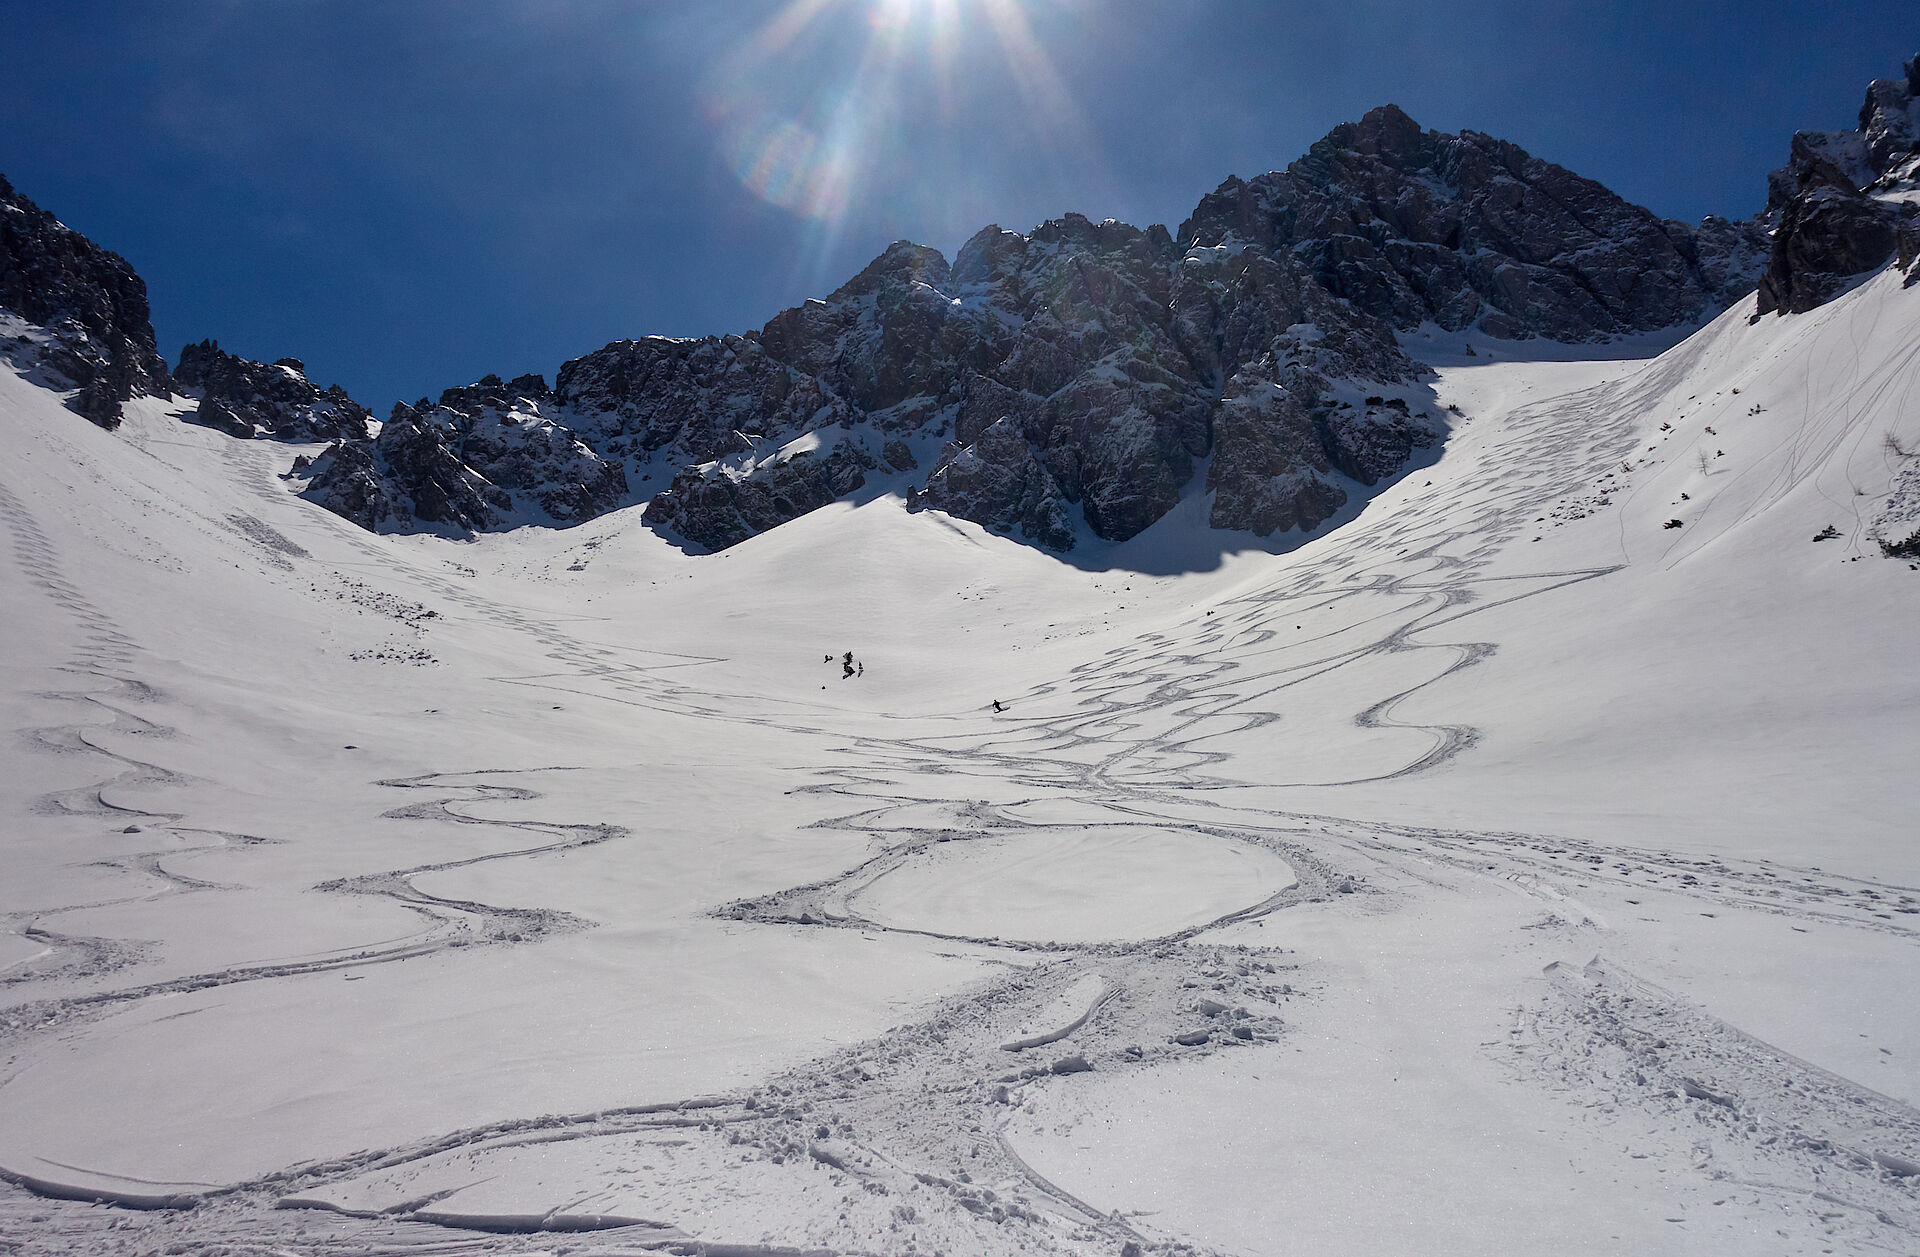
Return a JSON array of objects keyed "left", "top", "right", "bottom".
[{"left": 706, "top": 0, "right": 1090, "bottom": 243}]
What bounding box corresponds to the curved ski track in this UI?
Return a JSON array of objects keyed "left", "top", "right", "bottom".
[{"left": 0, "top": 354, "right": 1916, "bottom": 1254}]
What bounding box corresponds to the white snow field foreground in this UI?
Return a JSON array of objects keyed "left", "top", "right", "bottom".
[{"left": 1, "top": 268, "right": 1918, "bottom": 1256}]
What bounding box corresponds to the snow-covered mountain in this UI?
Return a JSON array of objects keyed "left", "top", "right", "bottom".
[
  {"left": 281, "top": 101, "right": 1788, "bottom": 553},
  {"left": 1, "top": 51, "right": 1918, "bottom": 1257},
  {"left": 1758, "top": 54, "right": 1920, "bottom": 314},
  {"left": 0, "top": 174, "right": 170, "bottom": 428}
]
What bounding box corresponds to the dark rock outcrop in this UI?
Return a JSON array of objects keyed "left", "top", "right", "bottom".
[
  {"left": 1179, "top": 105, "right": 1768, "bottom": 342},
  {"left": 1207, "top": 377, "right": 1347, "bottom": 538},
  {"left": 300, "top": 101, "right": 1785, "bottom": 552},
  {"left": 555, "top": 334, "right": 856, "bottom": 467},
  {"left": 302, "top": 409, "right": 508, "bottom": 533},
  {"left": 172, "top": 340, "right": 371, "bottom": 441},
  {"left": 644, "top": 438, "right": 874, "bottom": 552},
  {"left": 0, "top": 173, "right": 170, "bottom": 428},
  {"left": 1205, "top": 371, "right": 1441, "bottom": 538},
  {"left": 916, "top": 417, "right": 1077, "bottom": 550},
  {"left": 301, "top": 374, "right": 624, "bottom": 533},
  {"left": 1758, "top": 54, "right": 1920, "bottom": 316},
  {"left": 419, "top": 374, "right": 627, "bottom": 524}
]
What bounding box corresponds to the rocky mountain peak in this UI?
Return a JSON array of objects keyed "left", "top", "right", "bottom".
[
  {"left": 1757, "top": 51, "right": 1920, "bottom": 316},
  {"left": 950, "top": 225, "right": 1028, "bottom": 286},
  {"left": 289, "top": 96, "right": 1794, "bottom": 555},
  {"left": 0, "top": 173, "right": 171, "bottom": 428},
  {"left": 834, "top": 240, "right": 952, "bottom": 297},
  {"left": 44, "top": 54, "right": 1920, "bottom": 560},
  {"left": 434, "top": 371, "right": 554, "bottom": 413},
  {"left": 1859, "top": 55, "right": 1920, "bottom": 172},
  {"left": 1185, "top": 106, "right": 1766, "bottom": 343},
  {"left": 1307, "top": 102, "right": 1432, "bottom": 169}
]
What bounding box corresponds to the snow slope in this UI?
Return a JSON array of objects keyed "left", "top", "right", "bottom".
[{"left": 1, "top": 267, "right": 1917, "bottom": 1254}]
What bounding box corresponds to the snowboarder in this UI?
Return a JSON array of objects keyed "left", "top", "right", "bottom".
[{"left": 992, "top": 699, "right": 1003, "bottom": 712}]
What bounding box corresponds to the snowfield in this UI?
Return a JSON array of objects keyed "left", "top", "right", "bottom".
[{"left": 2, "top": 267, "right": 1918, "bottom": 1255}]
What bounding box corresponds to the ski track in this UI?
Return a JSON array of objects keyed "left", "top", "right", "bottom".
[{"left": 1, "top": 357, "right": 1917, "bottom": 1255}]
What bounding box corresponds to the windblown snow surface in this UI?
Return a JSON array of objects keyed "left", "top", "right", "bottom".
[{"left": 1, "top": 268, "right": 1918, "bottom": 1256}]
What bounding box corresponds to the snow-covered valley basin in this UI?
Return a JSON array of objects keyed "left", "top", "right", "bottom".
[
  {"left": 848, "top": 825, "right": 1297, "bottom": 943},
  {"left": 1, "top": 268, "right": 1917, "bottom": 1254}
]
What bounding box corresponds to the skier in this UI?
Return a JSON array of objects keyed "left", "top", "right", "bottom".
[{"left": 992, "top": 699, "right": 1004, "bottom": 712}]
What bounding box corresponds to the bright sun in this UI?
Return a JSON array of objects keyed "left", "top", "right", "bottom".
[{"left": 703, "top": 0, "right": 1077, "bottom": 229}]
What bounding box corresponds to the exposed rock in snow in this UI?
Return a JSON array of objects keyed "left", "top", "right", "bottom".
[
  {"left": 302, "top": 374, "right": 624, "bottom": 533},
  {"left": 1758, "top": 53, "right": 1920, "bottom": 316},
  {"left": 284, "top": 102, "right": 1791, "bottom": 552},
  {"left": 1681, "top": 215, "right": 1778, "bottom": 311},
  {"left": 757, "top": 240, "right": 985, "bottom": 416},
  {"left": 1206, "top": 376, "right": 1347, "bottom": 537},
  {"left": 916, "top": 416, "right": 1077, "bottom": 551},
  {"left": 302, "top": 408, "right": 508, "bottom": 533},
  {"left": 644, "top": 436, "right": 874, "bottom": 552},
  {"left": 1178, "top": 104, "right": 1769, "bottom": 342},
  {"left": 555, "top": 334, "right": 856, "bottom": 468},
  {"left": 172, "top": 340, "right": 371, "bottom": 442},
  {"left": 1204, "top": 371, "right": 1440, "bottom": 538},
  {"left": 423, "top": 375, "right": 627, "bottom": 525},
  {"left": 1757, "top": 184, "right": 1917, "bottom": 315},
  {"left": 1861, "top": 56, "right": 1920, "bottom": 174},
  {"left": 0, "top": 173, "right": 171, "bottom": 428}
]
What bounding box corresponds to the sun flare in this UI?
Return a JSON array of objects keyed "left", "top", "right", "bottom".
[{"left": 704, "top": 0, "right": 1083, "bottom": 235}]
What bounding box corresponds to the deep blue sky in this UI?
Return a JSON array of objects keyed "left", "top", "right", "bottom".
[{"left": 3, "top": 1, "right": 1913, "bottom": 413}]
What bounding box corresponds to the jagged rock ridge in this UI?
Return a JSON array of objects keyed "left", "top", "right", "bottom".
[
  {"left": 1180, "top": 104, "right": 1769, "bottom": 342},
  {"left": 0, "top": 174, "right": 171, "bottom": 428},
  {"left": 24, "top": 56, "right": 1920, "bottom": 553},
  {"left": 1757, "top": 55, "right": 1920, "bottom": 316},
  {"left": 301, "top": 374, "right": 626, "bottom": 534},
  {"left": 316, "top": 99, "right": 1787, "bottom": 551},
  {"left": 173, "top": 340, "right": 371, "bottom": 442}
]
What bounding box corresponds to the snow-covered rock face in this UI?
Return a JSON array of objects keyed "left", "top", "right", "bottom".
[
  {"left": 1757, "top": 54, "right": 1920, "bottom": 316},
  {"left": 555, "top": 333, "right": 856, "bottom": 467},
  {"left": 625, "top": 209, "right": 1439, "bottom": 550},
  {"left": 295, "top": 102, "right": 1779, "bottom": 554},
  {"left": 914, "top": 415, "right": 1076, "bottom": 550},
  {"left": 0, "top": 173, "right": 171, "bottom": 428},
  {"left": 1179, "top": 104, "right": 1769, "bottom": 342},
  {"left": 171, "top": 340, "right": 371, "bottom": 442},
  {"left": 917, "top": 216, "right": 1218, "bottom": 544},
  {"left": 3, "top": 84, "right": 1822, "bottom": 552},
  {"left": 301, "top": 374, "right": 626, "bottom": 534},
  {"left": 643, "top": 436, "right": 875, "bottom": 552},
  {"left": 585, "top": 108, "right": 1784, "bottom": 552}
]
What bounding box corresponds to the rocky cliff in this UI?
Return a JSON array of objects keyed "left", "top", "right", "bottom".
[
  {"left": 173, "top": 340, "right": 372, "bottom": 442},
  {"left": 301, "top": 99, "right": 1782, "bottom": 552},
  {"left": 1179, "top": 104, "right": 1768, "bottom": 342},
  {"left": 1757, "top": 56, "right": 1920, "bottom": 316},
  {"left": 300, "top": 374, "right": 627, "bottom": 534},
  {"left": 0, "top": 174, "right": 171, "bottom": 428},
  {"left": 17, "top": 55, "right": 1919, "bottom": 555}
]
